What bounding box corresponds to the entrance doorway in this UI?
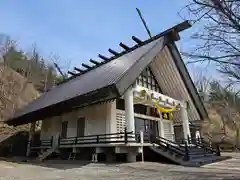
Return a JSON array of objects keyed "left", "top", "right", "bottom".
[
  {"left": 76, "top": 117, "right": 85, "bottom": 137},
  {"left": 135, "top": 117, "right": 158, "bottom": 141},
  {"left": 162, "top": 120, "right": 174, "bottom": 141}
]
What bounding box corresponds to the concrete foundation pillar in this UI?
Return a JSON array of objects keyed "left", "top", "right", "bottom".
[
  {"left": 26, "top": 121, "right": 36, "bottom": 157},
  {"left": 73, "top": 147, "right": 78, "bottom": 153},
  {"left": 127, "top": 152, "right": 137, "bottom": 162},
  {"left": 106, "top": 153, "right": 116, "bottom": 162},
  {"left": 92, "top": 153, "right": 98, "bottom": 163},
  {"left": 92, "top": 147, "right": 103, "bottom": 163}
]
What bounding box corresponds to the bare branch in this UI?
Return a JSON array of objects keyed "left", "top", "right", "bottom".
[{"left": 180, "top": 0, "right": 240, "bottom": 85}]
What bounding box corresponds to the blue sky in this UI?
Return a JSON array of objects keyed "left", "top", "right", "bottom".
[{"left": 0, "top": 0, "right": 209, "bottom": 75}]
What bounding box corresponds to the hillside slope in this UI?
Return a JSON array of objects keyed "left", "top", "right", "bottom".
[
  {"left": 0, "top": 65, "right": 40, "bottom": 135},
  {"left": 201, "top": 105, "right": 238, "bottom": 150}
]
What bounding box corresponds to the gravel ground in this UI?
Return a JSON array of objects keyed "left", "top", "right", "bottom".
[
  {"left": 0, "top": 153, "right": 239, "bottom": 180},
  {"left": 0, "top": 160, "right": 239, "bottom": 180}
]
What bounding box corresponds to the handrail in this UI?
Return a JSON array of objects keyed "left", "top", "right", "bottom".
[
  {"left": 181, "top": 136, "right": 221, "bottom": 156},
  {"left": 62, "top": 132, "right": 127, "bottom": 139},
  {"left": 30, "top": 136, "right": 53, "bottom": 148},
  {"left": 155, "top": 136, "right": 184, "bottom": 151},
  {"left": 59, "top": 130, "right": 136, "bottom": 146},
  {"left": 195, "top": 138, "right": 220, "bottom": 155},
  {"left": 156, "top": 136, "right": 185, "bottom": 147},
  {"left": 154, "top": 136, "right": 189, "bottom": 160},
  {"left": 30, "top": 131, "right": 137, "bottom": 148}
]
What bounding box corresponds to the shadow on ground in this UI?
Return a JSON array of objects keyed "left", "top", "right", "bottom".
[
  {"left": 0, "top": 156, "right": 132, "bottom": 170},
  {"left": 0, "top": 156, "right": 95, "bottom": 170}
]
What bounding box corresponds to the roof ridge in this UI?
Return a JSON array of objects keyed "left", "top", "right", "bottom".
[{"left": 60, "top": 21, "right": 191, "bottom": 84}]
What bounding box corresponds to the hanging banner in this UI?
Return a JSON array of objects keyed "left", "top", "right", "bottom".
[{"left": 139, "top": 89, "right": 177, "bottom": 120}]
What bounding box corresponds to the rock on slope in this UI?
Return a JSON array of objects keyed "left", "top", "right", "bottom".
[{"left": 0, "top": 65, "right": 40, "bottom": 135}]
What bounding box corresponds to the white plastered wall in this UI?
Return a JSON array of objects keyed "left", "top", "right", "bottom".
[
  {"left": 106, "top": 100, "right": 117, "bottom": 134},
  {"left": 80, "top": 103, "right": 107, "bottom": 136},
  {"left": 40, "top": 116, "right": 61, "bottom": 140},
  {"left": 40, "top": 101, "right": 117, "bottom": 139}
]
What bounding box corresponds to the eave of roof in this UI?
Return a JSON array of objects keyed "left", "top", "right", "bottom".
[
  {"left": 7, "top": 37, "right": 166, "bottom": 125},
  {"left": 6, "top": 20, "right": 208, "bottom": 126},
  {"left": 7, "top": 84, "right": 119, "bottom": 126}
]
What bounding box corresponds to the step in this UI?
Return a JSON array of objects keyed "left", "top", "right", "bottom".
[
  {"left": 189, "top": 151, "right": 214, "bottom": 156},
  {"left": 190, "top": 153, "right": 215, "bottom": 160},
  {"left": 191, "top": 156, "right": 220, "bottom": 165},
  {"left": 188, "top": 151, "right": 209, "bottom": 155},
  {"left": 188, "top": 147, "right": 205, "bottom": 151},
  {"left": 179, "top": 147, "right": 204, "bottom": 152},
  {"left": 149, "top": 147, "right": 185, "bottom": 164}
]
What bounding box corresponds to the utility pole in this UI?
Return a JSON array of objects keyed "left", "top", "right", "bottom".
[{"left": 136, "top": 8, "right": 152, "bottom": 38}]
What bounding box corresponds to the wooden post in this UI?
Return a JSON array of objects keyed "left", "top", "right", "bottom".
[
  {"left": 216, "top": 145, "right": 221, "bottom": 156},
  {"left": 75, "top": 137, "right": 78, "bottom": 145},
  {"left": 26, "top": 121, "right": 36, "bottom": 157},
  {"left": 197, "top": 136, "right": 200, "bottom": 145},
  {"left": 51, "top": 136, "right": 53, "bottom": 147},
  {"left": 166, "top": 144, "right": 169, "bottom": 151},
  {"left": 58, "top": 134, "right": 61, "bottom": 146},
  {"left": 187, "top": 135, "right": 191, "bottom": 145},
  {"left": 184, "top": 141, "right": 189, "bottom": 161},
  {"left": 124, "top": 128, "right": 128, "bottom": 144},
  {"left": 140, "top": 131, "right": 144, "bottom": 163},
  {"left": 96, "top": 135, "right": 99, "bottom": 144}
]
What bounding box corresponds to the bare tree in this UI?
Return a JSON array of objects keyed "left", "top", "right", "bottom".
[
  {"left": 0, "top": 34, "right": 17, "bottom": 65},
  {"left": 180, "top": 0, "right": 240, "bottom": 85},
  {"left": 191, "top": 66, "right": 212, "bottom": 102},
  {"left": 209, "top": 81, "right": 240, "bottom": 149}
]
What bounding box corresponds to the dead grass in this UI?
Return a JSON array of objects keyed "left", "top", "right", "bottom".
[{"left": 202, "top": 107, "right": 238, "bottom": 148}]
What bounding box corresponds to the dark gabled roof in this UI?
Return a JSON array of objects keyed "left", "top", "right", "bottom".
[
  {"left": 6, "top": 21, "right": 207, "bottom": 126},
  {"left": 7, "top": 37, "right": 167, "bottom": 125}
]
